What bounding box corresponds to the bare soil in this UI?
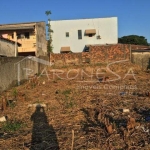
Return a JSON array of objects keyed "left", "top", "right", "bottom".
[{"left": 0, "top": 62, "right": 150, "bottom": 150}]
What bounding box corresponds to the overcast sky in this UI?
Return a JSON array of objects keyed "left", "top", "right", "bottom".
[{"left": 0, "top": 0, "right": 149, "bottom": 42}]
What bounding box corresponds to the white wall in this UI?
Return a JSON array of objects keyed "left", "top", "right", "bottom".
[{"left": 51, "top": 17, "right": 118, "bottom": 53}]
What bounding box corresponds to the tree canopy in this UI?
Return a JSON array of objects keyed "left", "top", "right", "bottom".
[{"left": 118, "top": 35, "right": 149, "bottom": 46}]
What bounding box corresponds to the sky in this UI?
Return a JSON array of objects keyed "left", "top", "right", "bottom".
[{"left": 0, "top": 0, "right": 150, "bottom": 42}]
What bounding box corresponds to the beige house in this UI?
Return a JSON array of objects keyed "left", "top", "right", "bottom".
[{"left": 0, "top": 21, "right": 47, "bottom": 56}]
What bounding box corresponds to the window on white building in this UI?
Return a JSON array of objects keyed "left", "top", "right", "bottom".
[
  {"left": 88, "top": 34, "right": 93, "bottom": 37},
  {"left": 85, "top": 29, "right": 96, "bottom": 37},
  {"left": 66, "top": 32, "right": 69, "bottom": 37},
  {"left": 78, "top": 30, "right": 82, "bottom": 39}
]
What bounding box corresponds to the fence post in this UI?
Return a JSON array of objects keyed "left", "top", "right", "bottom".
[
  {"left": 106, "top": 47, "right": 108, "bottom": 64},
  {"left": 17, "top": 63, "right": 20, "bottom": 86},
  {"left": 123, "top": 44, "right": 126, "bottom": 59},
  {"left": 142, "top": 52, "right": 143, "bottom": 71},
  {"left": 129, "top": 44, "right": 132, "bottom": 62}
]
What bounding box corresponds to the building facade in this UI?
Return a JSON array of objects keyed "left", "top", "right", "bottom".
[
  {"left": 50, "top": 17, "right": 118, "bottom": 53},
  {"left": 0, "top": 21, "right": 47, "bottom": 56}
]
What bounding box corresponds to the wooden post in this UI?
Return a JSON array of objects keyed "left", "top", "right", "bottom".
[
  {"left": 129, "top": 44, "right": 132, "bottom": 62},
  {"left": 142, "top": 52, "right": 143, "bottom": 71},
  {"left": 71, "top": 130, "right": 74, "bottom": 150},
  {"left": 17, "top": 63, "right": 21, "bottom": 86}
]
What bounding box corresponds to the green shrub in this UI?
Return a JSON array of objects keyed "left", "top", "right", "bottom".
[
  {"left": 12, "top": 88, "right": 18, "bottom": 98},
  {"left": 1, "top": 120, "right": 24, "bottom": 132},
  {"left": 62, "top": 89, "right": 71, "bottom": 95},
  {"left": 7, "top": 100, "right": 16, "bottom": 109}
]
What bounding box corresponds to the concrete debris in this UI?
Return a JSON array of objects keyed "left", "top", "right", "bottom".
[
  {"left": 122, "top": 109, "right": 130, "bottom": 113},
  {"left": 0, "top": 116, "right": 7, "bottom": 122}
]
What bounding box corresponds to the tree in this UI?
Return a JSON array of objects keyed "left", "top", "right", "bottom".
[
  {"left": 45, "top": 10, "right": 53, "bottom": 53},
  {"left": 118, "top": 35, "right": 149, "bottom": 46}
]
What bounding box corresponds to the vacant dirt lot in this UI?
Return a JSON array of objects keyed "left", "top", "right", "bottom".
[{"left": 0, "top": 62, "right": 150, "bottom": 150}]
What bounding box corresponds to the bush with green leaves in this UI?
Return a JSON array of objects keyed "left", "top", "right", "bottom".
[{"left": 1, "top": 120, "right": 24, "bottom": 132}]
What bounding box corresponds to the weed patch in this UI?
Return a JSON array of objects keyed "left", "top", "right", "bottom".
[
  {"left": 1, "top": 120, "right": 24, "bottom": 132},
  {"left": 62, "top": 89, "right": 72, "bottom": 95}
]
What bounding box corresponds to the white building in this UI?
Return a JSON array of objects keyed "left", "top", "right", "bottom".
[{"left": 50, "top": 17, "right": 118, "bottom": 53}]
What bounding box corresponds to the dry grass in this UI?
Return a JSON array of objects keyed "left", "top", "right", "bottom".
[{"left": 0, "top": 62, "right": 150, "bottom": 149}]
